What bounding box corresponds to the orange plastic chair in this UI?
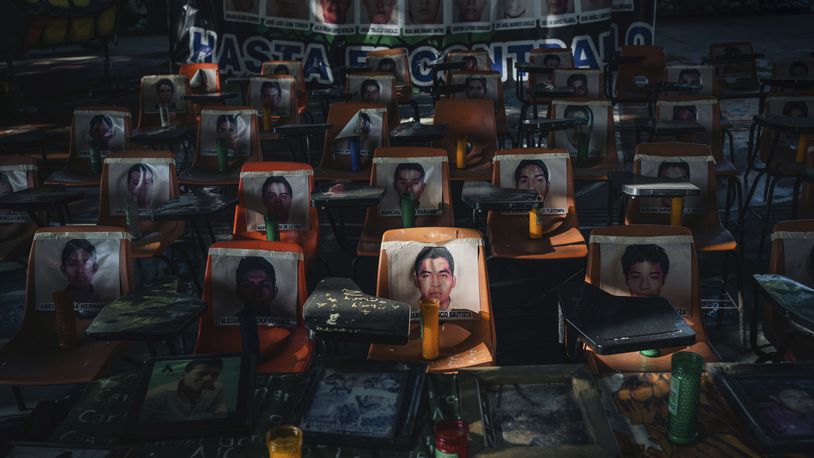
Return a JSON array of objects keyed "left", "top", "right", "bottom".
[
  {"left": 772, "top": 58, "right": 814, "bottom": 79},
  {"left": 432, "top": 98, "right": 497, "bottom": 182},
  {"left": 261, "top": 60, "right": 309, "bottom": 119},
  {"left": 179, "top": 106, "right": 263, "bottom": 187},
  {"left": 763, "top": 220, "right": 814, "bottom": 360},
  {"left": 445, "top": 49, "right": 493, "bottom": 82},
  {"left": 45, "top": 107, "right": 132, "bottom": 187},
  {"left": 98, "top": 151, "right": 185, "bottom": 259},
  {"left": 582, "top": 225, "right": 720, "bottom": 372},
  {"left": 193, "top": 240, "right": 313, "bottom": 373},
  {"left": 0, "top": 156, "right": 40, "bottom": 261},
  {"left": 0, "top": 226, "right": 133, "bottom": 407},
  {"left": 516, "top": 48, "right": 575, "bottom": 144},
  {"left": 451, "top": 70, "right": 512, "bottom": 147},
  {"left": 233, "top": 162, "right": 319, "bottom": 268},
  {"left": 314, "top": 102, "right": 390, "bottom": 181},
  {"left": 368, "top": 227, "right": 496, "bottom": 372},
  {"left": 552, "top": 69, "right": 605, "bottom": 99},
  {"left": 487, "top": 148, "right": 587, "bottom": 260},
  {"left": 613, "top": 45, "right": 666, "bottom": 104},
  {"left": 245, "top": 75, "right": 299, "bottom": 127},
  {"left": 345, "top": 72, "right": 400, "bottom": 128},
  {"left": 366, "top": 48, "right": 420, "bottom": 119},
  {"left": 179, "top": 63, "right": 222, "bottom": 94},
  {"left": 136, "top": 74, "right": 193, "bottom": 130},
  {"left": 548, "top": 99, "right": 620, "bottom": 181},
  {"left": 357, "top": 147, "right": 454, "bottom": 257}
]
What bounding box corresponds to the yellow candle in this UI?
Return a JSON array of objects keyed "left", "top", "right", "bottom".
[
  {"left": 795, "top": 134, "right": 809, "bottom": 164},
  {"left": 529, "top": 207, "right": 543, "bottom": 239},
  {"left": 670, "top": 196, "right": 684, "bottom": 226},
  {"left": 420, "top": 298, "right": 440, "bottom": 360},
  {"left": 263, "top": 106, "right": 272, "bottom": 131},
  {"left": 455, "top": 135, "right": 466, "bottom": 169},
  {"left": 266, "top": 425, "right": 302, "bottom": 458}
]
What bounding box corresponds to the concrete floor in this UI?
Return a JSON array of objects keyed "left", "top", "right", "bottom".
[{"left": 0, "top": 11, "right": 811, "bottom": 433}]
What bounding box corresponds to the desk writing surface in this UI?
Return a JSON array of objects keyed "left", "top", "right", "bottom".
[
  {"left": 50, "top": 371, "right": 460, "bottom": 457},
  {"left": 0, "top": 185, "right": 83, "bottom": 208},
  {"left": 151, "top": 189, "right": 237, "bottom": 221},
  {"left": 461, "top": 181, "right": 540, "bottom": 211},
  {"left": 311, "top": 184, "right": 384, "bottom": 208},
  {"left": 753, "top": 274, "right": 814, "bottom": 329},
  {"left": 754, "top": 114, "right": 814, "bottom": 134},
  {"left": 86, "top": 290, "right": 206, "bottom": 338}
]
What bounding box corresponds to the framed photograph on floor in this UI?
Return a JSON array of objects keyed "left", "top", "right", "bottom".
[
  {"left": 713, "top": 363, "right": 814, "bottom": 452},
  {"left": 457, "top": 364, "right": 619, "bottom": 456},
  {"left": 123, "top": 353, "right": 254, "bottom": 441},
  {"left": 290, "top": 357, "right": 427, "bottom": 450}
]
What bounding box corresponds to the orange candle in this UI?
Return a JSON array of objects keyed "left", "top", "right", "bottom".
[
  {"left": 795, "top": 134, "right": 809, "bottom": 164},
  {"left": 263, "top": 106, "right": 272, "bottom": 131},
  {"left": 455, "top": 135, "right": 467, "bottom": 169},
  {"left": 266, "top": 425, "right": 302, "bottom": 458},
  {"left": 420, "top": 298, "right": 440, "bottom": 360},
  {"left": 529, "top": 207, "right": 543, "bottom": 239},
  {"left": 670, "top": 196, "right": 684, "bottom": 226}
]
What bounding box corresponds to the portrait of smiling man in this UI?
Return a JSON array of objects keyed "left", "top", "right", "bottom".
[
  {"left": 454, "top": 0, "right": 489, "bottom": 22},
  {"left": 501, "top": 0, "right": 530, "bottom": 18}
]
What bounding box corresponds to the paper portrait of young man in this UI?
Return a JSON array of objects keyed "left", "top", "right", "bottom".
[
  {"left": 540, "top": 0, "right": 577, "bottom": 27},
  {"left": 199, "top": 110, "right": 254, "bottom": 157},
  {"left": 106, "top": 158, "right": 172, "bottom": 217},
  {"left": 0, "top": 165, "right": 34, "bottom": 224},
  {"left": 374, "top": 157, "right": 445, "bottom": 216},
  {"left": 552, "top": 100, "right": 609, "bottom": 163},
  {"left": 403, "top": 0, "right": 446, "bottom": 34},
  {"left": 496, "top": 153, "right": 569, "bottom": 215},
  {"left": 73, "top": 110, "right": 128, "bottom": 158},
  {"left": 637, "top": 155, "right": 710, "bottom": 216},
  {"left": 210, "top": 249, "right": 299, "bottom": 328},
  {"left": 247, "top": 76, "right": 294, "bottom": 119},
  {"left": 142, "top": 75, "right": 188, "bottom": 115},
  {"left": 333, "top": 108, "right": 386, "bottom": 161},
  {"left": 312, "top": 0, "right": 357, "bottom": 35},
  {"left": 224, "top": 0, "right": 264, "bottom": 23},
  {"left": 347, "top": 74, "right": 395, "bottom": 106},
  {"left": 241, "top": 170, "right": 311, "bottom": 232},
  {"left": 578, "top": 0, "right": 612, "bottom": 23},
  {"left": 493, "top": 0, "right": 537, "bottom": 30}
]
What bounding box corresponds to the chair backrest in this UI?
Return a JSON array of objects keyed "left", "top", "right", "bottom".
[
  {"left": 194, "top": 106, "right": 263, "bottom": 172},
  {"left": 98, "top": 151, "right": 179, "bottom": 233},
  {"left": 769, "top": 219, "right": 814, "bottom": 288},
  {"left": 179, "top": 63, "right": 221, "bottom": 94},
  {"left": 586, "top": 225, "right": 705, "bottom": 335},
  {"left": 772, "top": 58, "right": 814, "bottom": 79},
  {"left": 368, "top": 146, "right": 453, "bottom": 222},
  {"left": 553, "top": 69, "right": 604, "bottom": 98},
  {"left": 345, "top": 72, "right": 399, "bottom": 127},
  {"left": 234, "top": 161, "right": 315, "bottom": 237},
  {"left": 260, "top": 61, "right": 307, "bottom": 113},
  {"left": 137, "top": 74, "right": 192, "bottom": 129},
  {"left": 655, "top": 95, "right": 722, "bottom": 159},
  {"left": 0, "top": 155, "right": 38, "bottom": 229},
  {"left": 665, "top": 65, "right": 717, "bottom": 96},
  {"left": 367, "top": 48, "right": 412, "bottom": 95},
  {"left": 549, "top": 99, "right": 617, "bottom": 167},
  {"left": 758, "top": 92, "right": 814, "bottom": 161},
  {"left": 246, "top": 76, "right": 298, "bottom": 126},
  {"left": 432, "top": 98, "right": 498, "bottom": 170},
  {"left": 629, "top": 142, "right": 719, "bottom": 229},
  {"left": 451, "top": 70, "right": 507, "bottom": 126},
  {"left": 529, "top": 47, "right": 574, "bottom": 88},
  {"left": 445, "top": 49, "right": 492, "bottom": 81},
  {"left": 709, "top": 42, "right": 756, "bottom": 78},
  {"left": 195, "top": 240, "right": 307, "bottom": 355},
  {"left": 377, "top": 228, "right": 494, "bottom": 343},
  {"left": 492, "top": 148, "right": 575, "bottom": 217},
  {"left": 615, "top": 45, "right": 666, "bottom": 102},
  {"left": 22, "top": 226, "right": 133, "bottom": 339},
  {"left": 68, "top": 107, "right": 131, "bottom": 173},
  {"left": 319, "top": 102, "right": 390, "bottom": 173}
]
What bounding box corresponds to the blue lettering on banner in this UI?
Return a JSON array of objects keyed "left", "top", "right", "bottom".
[
  {"left": 600, "top": 25, "right": 617, "bottom": 63},
  {"left": 243, "top": 36, "right": 271, "bottom": 74},
  {"left": 346, "top": 46, "right": 380, "bottom": 68},
  {"left": 272, "top": 40, "right": 305, "bottom": 61},
  {"left": 505, "top": 41, "right": 535, "bottom": 80},
  {"left": 218, "top": 34, "right": 244, "bottom": 74},
  {"left": 303, "top": 44, "right": 333, "bottom": 84},
  {"left": 410, "top": 46, "right": 440, "bottom": 87},
  {"left": 188, "top": 26, "right": 217, "bottom": 64},
  {"left": 626, "top": 21, "right": 654, "bottom": 46},
  {"left": 571, "top": 35, "right": 601, "bottom": 69}
]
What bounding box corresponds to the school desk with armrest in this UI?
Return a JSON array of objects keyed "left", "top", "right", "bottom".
[
  {"left": 0, "top": 156, "right": 40, "bottom": 262},
  {"left": 261, "top": 60, "right": 310, "bottom": 121},
  {"left": 548, "top": 99, "right": 621, "bottom": 182},
  {"left": 432, "top": 98, "right": 497, "bottom": 182},
  {"left": 366, "top": 48, "right": 420, "bottom": 120}
]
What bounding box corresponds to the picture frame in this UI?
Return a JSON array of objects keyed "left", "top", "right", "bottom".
[
  {"left": 457, "top": 364, "right": 619, "bottom": 457},
  {"left": 712, "top": 363, "right": 814, "bottom": 452},
  {"left": 123, "top": 353, "right": 255, "bottom": 441},
  {"left": 290, "top": 357, "right": 427, "bottom": 450},
  {"left": 3, "top": 442, "right": 132, "bottom": 457}
]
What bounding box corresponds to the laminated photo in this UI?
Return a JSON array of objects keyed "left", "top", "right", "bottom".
[
  {"left": 732, "top": 377, "right": 814, "bottom": 439},
  {"left": 531, "top": 49, "right": 573, "bottom": 69},
  {"left": 261, "top": 61, "right": 303, "bottom": 86},
  {"left": 139, "top": 356, "right": 242, "bottom": 423},
  {"left": 657, "top": 99, "right": 715, "bottom": 146},
  {"left": 598, "top": 237, "right": 692, "bottom": 316},
  {"left": 637, "top": 155, "right": 710, "bottom": 215},
  {"left": 265, "top": 0, "right": 311, "bottom": 30},
  {"left": 448, "top": 51, "right": 492, "bottom": 73},
  {"left": 403, "top": 0, "right": 446, "bottom": 35},
  {"left": 0, "top": 166, "right": 33, "bottom": 224},
  {"left": 374, "top": 157, "right": 444, "bottom": 216},
  {"left": 347, "top": 74, "right": 395, "bottom": 106},
  {"left": 711, "top": 43, "right": 754, "bottom": 77},
  {"left": 223, "top": 0, "right": 264, "bottom": 23},
  {"left": 666, "top": 65, "right": 715, "bottom": 95},
  {"left": 451, "top": 0, "right": 493, "bottom": 33},
  {"left": 333, "top": 108, "right": 386, "bottom": 158},
  {"left": 552, "top": 100, "right": 609, "bottom": 162},
  {"left": 73, "top": 110, "right": 128, "bottom": 158},
  {"left": 367, "top": 54, "right": 408, "bottom": 85},
  {"left": 578, "top": 0, "right": 611, "bottom": 23},
  {"left": 200, "top": 110, "right": 254, "bottom": 157},
  {"left": 247, "top": 76, "right": 294, "bottom": 119},
  {"left": 765, "top": 96, "right": 814, "bottom": 149},
  {"left": 496, "top": 153, "right": 568, "bottom": 215},
  {"left": 34, "top": 233, "right": 123, "bottom": 313},
  {"left": 493, "top": 0, "right": 537, "bottom": 30},
  {"left": 210, "top": 248, "right": 299, "bottom": 327},
  {"left": 300, "top": 369, "right": 403, "bottom": 438},
  {"left": 359, "top": 0, "right": 402, "bottom": 35},
  {"left": 452, "top": 72, "right": 500, "bottom": 111},
  {"left": 141, "top": 75, "right": 188, "bottom": 114},
  {"left": 774, "top": 59, "right": 814, "bottom": 79},
  {"left": 384, "top": 238, "right": 481, "bottom": 320},
  {"left": 312, "top": 0, "right": 356, "bottom": 34},
  {"left": 779, "top": 234, "right": 814, "bottom": 288},
  {"left": 554, "top": 69, "right": 602, "bottom": 97},
  {"left": 540, "top": 0, "right": 577, "bottom": 27},
  {"left": 241, "top": 171, "right": 311, "bottom": 231},
  {"left": 106, "top": 158, "right": 172, "bottom": 217}
]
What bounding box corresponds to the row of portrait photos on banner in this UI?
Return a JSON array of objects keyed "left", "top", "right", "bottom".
[{"left": 225, "top": 0, "right": 624, "bottom": 35}]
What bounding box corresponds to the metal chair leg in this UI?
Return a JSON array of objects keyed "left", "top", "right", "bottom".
[
  {"left": 758, "top": 176, "right": 778, "bottom": 259},
  {"left": 11, "top": 386, "right": 26, "bottom": 411}
]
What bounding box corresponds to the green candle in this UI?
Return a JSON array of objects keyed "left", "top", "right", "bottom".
[
  {"left": 667, "top": 351, "right": 704, "bottom": 445},
  {"left": 88, "top": 145, "right": 101, "bottom": 175},
  {"left": 265, "top": 214, "right": 279, "bottom": 241},
  {"left": 217, "top": 139, "right": 228, "bottom": 173},
  {"left": 400, "top": 193, "right": 416, "bottom": 228}
]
